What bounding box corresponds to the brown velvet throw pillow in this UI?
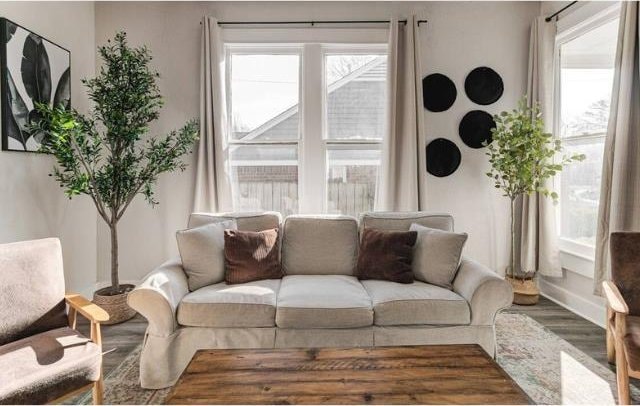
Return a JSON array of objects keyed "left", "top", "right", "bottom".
[
  {"left": 356, "top": 228, "right": 418, "bottom": 284},
  {"left": 224, "top": 228, "right": 283, "bottom": 284}
]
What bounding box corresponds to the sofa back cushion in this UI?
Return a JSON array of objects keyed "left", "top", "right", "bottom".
[
  {"left": 359, "top": 212, "right": 454, "bottom": 233},
  {"left": 282, "top": 215, "right": 359, "bottom": 275},
  {"left": 0, "top": 238, "right": 67, "bottom": 345},
  {"left": 188, "top": 211, "right": 281, "bottom": 231}
]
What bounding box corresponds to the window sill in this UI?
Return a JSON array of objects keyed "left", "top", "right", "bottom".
[{"left": 559, "top": 248, "right": 595, "bottom": 279}]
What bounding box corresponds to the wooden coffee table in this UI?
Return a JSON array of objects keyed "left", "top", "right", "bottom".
[{"left": 165, "top": 345, "right": 531, "bottom": 405}]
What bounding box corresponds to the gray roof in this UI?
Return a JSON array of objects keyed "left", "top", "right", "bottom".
[{"left": 240, "top": 56, "right": 387, "bottom": 142}]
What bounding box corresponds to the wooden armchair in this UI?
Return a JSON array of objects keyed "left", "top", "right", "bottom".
[
  {"left": 0, "top": 238, "right": 109, "bottom": 405},
  {"left": 603, "top": 232, "right": 640, "bottom": 405}
]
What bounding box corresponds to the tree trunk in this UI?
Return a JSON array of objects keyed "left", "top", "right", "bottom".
[
  {"left": 110, "top": 221, "right": 120, "bottom": 294},
  {"left": 510, "top": 196, "right": 517, "bottom": 280}
]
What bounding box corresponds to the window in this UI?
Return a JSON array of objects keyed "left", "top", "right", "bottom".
[
  {"left": 228, "top": 50, "right": 301, "bottom": 216},
  {"left": 324, "top": 52, "right": 386, "bottom": 216},
  {"left": 557, "top": 14, "right": 619, "bottom": 256},
  {"left": 227, "top": 45, "right": 387, "bottom": 217}
]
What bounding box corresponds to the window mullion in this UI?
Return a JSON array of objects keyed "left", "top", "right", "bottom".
[{"left": 299, "top": 43, "right": 325, "bottom": 214}]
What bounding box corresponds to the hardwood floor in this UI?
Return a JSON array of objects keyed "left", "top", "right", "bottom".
[
  {"left": 511, "top": 297, "right": 640, "bottom": 387},
  {"left": 89, "top": 296, "right": 617, "bottom": 380},
  {"left": 510, "top": 298, "right": 609, "bottom": 366},
  {"left": 77, "top": 314, "right": 148, "bottom": 376}
]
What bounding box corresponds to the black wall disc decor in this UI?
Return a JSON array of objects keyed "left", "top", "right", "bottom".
[
  {"left": 426, "top": 138, "right": 462, "bottom": 177},
  {"left": 459, "top": 110, "right": 496, "bottom": 149},
  {"left": 422, "top": 73, "right": 457, "bottom": 112},
  {"left": 464, "top": 67, "right": 504, "bottom": 105}
]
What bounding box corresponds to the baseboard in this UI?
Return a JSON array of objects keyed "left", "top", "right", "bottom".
[{"left": 538, "top": 278, "right": 606, "bottom": 328}]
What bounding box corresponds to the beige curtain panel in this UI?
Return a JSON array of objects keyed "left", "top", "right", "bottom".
[
  {"left": 376, "top": 16, "right": 424, "bottom": 212},
  {"left": 194, "top": 16, "right": 233, "bottom": 213},
  {"left": 594, "top": 2, "right": 640, "bottom": 295},
  {"left": 517, "top": 16, "right": 562, "bottom": 278}
]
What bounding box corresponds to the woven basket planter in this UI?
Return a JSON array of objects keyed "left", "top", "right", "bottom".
[
  {"left": 93, "top": 284, "right": 137, "bottom": 325},
  {"left": 506, "top": 276, "right": 540, "bottom": 305}
]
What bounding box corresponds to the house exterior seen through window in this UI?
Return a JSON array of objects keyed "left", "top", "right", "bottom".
[
  {"left": 557, "top": 15, "right": 619, "bottom": 256},
  {"left": 227, "top": 45, "right": 388, "bottom": 217}
]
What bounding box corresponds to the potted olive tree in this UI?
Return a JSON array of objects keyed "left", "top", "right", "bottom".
[
  {"left": 35, "top": 32, "right": 198, "bottom": 323},
  {"left": 485, "top": 98, "right": 583, "bottom": 305}
]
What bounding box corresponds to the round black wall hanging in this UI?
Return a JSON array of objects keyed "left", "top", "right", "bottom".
[
  {"left": 464, "top": 67, "right": 504, "bottom": 105},
  {"left": 422, "top": 73, "right": 457, "bottom": 112},
  {"left": 459, "top": 110, "right": 496, "bottom": 149},
  {"left": 426, "top": 138, "right": 462, "bottom": 177}
]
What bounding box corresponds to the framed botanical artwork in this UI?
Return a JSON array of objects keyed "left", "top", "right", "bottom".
[{"left": 0, "top": 18, "right": 71, "bottom": 152}]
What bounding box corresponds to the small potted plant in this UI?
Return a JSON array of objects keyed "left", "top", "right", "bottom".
[
  {"left": 485, "top": 98, "right": 584, "bottom": 305},
  {"left": 35, "top": 32, "right": 199, "bottom": 323}
]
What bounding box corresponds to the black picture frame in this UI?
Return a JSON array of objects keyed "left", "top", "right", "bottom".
[{"left": 1, "top": 17, "right": 71, "bottom": 153}]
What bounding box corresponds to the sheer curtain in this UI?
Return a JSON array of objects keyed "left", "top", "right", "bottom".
[
  {"left": 193, "top": 16, "right": 232, "bottom": 213},
  {"left": 375, "top": 16, "right": 424, "bottom": 211},
  {"left": 517, "top": 16, "right": 562, "bottom": 277},
  {"left": 594, "top": 2, "right": 640, "bottom": 295}
]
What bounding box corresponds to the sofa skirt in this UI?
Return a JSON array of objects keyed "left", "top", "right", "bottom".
[{"left": 139, "top": 325, "right": 496, "bottom": 389}]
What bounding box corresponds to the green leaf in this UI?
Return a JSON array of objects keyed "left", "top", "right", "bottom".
[{"left": 483, "top": 96, "right": 584, "bottom": 205}]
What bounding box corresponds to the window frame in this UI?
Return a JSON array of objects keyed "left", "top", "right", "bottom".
[
  {"left": 225, "top": 45, "right": 303, "bottom": 214},
  {"left": 321, "top": 45, "right": 388, "bottom": 215},
  {"left": 553, "top": 2, "right": 620, "bottom": 276},
  {"left": 224, "top": 42, "right": 388, "bottom": 216}
]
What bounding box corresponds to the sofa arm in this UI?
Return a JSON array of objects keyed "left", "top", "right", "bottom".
[
  {"left": 453, "top": 258, "right": 512, "bottom": 326},
  {"left": 128, "top": 258, "right": 188, "bottom": 337}
]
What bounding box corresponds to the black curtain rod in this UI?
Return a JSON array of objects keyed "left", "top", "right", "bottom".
[
  {"left": 201, "top": 19, "right": 428, "bottom": 26},
  {"left": 545, "top": 1, "right": 578, "bottom": 22}
]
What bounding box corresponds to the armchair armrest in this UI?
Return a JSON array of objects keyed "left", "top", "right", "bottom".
[
  {"left": 65, "top": 294, "right": 109, "bottom": 323},
  {"left": 603, "top": 280, "right": 629, "bottom": 315},
  {"left": 127, "top": 258, "right": 189, "bottom": 337},
  {"left": 65, "top": 294, "right": 108, "bottom": 347},
  {"left": 453, "top": 258, "right": 512, "bottom": 325}
]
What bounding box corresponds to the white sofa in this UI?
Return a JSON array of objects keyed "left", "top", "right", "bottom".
[{"left": 128, "top": 211, "right": 512, "bottom": 389}]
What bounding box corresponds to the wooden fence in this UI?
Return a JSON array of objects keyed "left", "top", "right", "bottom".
[{"left": 235, "top": 181, "right": 375, "bottom": 218}]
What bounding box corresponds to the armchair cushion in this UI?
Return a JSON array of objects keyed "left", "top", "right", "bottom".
[
  {"left": 0, "top": 238, "right": 67, "bottom": 346},
  {"left": 0, "top": 327, "right": 101, "bottom": 404},
  {"left": 624, "top": 315, "right": 640, "bottom": 371},
  {"left": 610, "top": 232, "right": 640, "bottom": 315}
]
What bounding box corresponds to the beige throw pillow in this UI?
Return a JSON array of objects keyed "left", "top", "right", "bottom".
[
  {"left": 176, "top": 220, "right": 237, "bottom": 291},
  {"left": 410, "top": 223, "right": 468, "bottom": 289}
]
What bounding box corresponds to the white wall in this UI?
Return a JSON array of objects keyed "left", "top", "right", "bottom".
[
  {"left": 94, "top": 1, "right": 539, "bottom": 283},
  {"left": 0, "top": 2, "right": 97, "bottom": 296}
]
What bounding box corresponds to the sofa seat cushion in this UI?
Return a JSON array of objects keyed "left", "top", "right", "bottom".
[
  {"left": 361, "top": 280, "right": 470, "bottom": 326},
  {"left": 177, "top": 279, "right": 280, "bottom": 328},
  {"left": 276, "top": 275, "right": 373, "bottom": 328},
  {"left": 0, "top": 327, "right": 101, "bottom": 405}
]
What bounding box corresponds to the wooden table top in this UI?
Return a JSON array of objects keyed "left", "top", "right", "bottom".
[{"left": 165, "top": 344, "right": 531, "bottom": 405}]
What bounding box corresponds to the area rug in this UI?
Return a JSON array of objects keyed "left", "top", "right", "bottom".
[{"left": 72, "top": 313, "right": 640, "bottom": 405}]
